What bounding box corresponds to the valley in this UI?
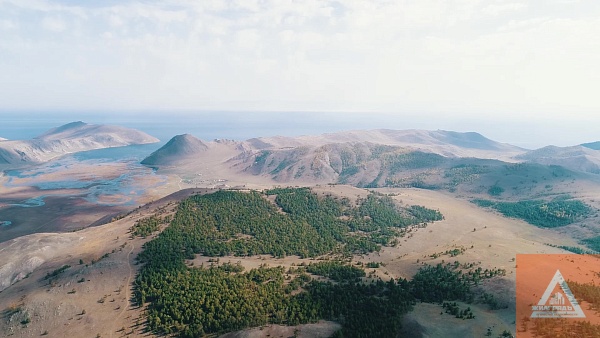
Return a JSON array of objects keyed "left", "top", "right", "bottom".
[{"left": 1, "top": 122, "right": 600, "bottom": 337}]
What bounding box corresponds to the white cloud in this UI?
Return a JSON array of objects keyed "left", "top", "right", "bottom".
[
  {"left": 41, "top": 17, "right": 66, "bottom": 32},
  {"left": 0, "top": 19, "right": 17, "bottom": 30},
  {"left": 234, "top": 29, "right": 260, "bottom": 50},
  {"left": 0, "top": 0, "right": 599, "bottom": 122},
  {"left": 482, "top": 2, "right": 527, "bottom": 16}
]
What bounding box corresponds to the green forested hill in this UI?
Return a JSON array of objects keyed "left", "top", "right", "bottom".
[
  {"left": 133, "top": 188, "right": 500, "bottom": 337},
  {"left": 472, "top": 197, "right": 590, "bottom": 228}
]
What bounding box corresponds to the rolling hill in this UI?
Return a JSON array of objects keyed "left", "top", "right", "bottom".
[
  {"left": 143, "top": 129, "right": 600, "bottom": 196},
  {"left": 0, "top": 121, "right": 159, "bottom": 168},
  {"left": 515, "top": 145, "right": 600, "bottom": 174},
  {"left": 247, "top": 129, "right": 525, "bottom": 159}
]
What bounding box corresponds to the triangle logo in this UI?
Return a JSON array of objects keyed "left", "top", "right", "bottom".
[{"left": 531, "top": 269, "right": 586, "bottom": 318}]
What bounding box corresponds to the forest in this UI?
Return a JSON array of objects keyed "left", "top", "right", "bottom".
[
  {"left": 472, "top": 197, "right": 590, "bottom": 228},
  {"left": 581, "top": 236, "right": 600, "bottom": 252},
  {"left": 133, "top": 188, "right": 501, "bottom": 337}
]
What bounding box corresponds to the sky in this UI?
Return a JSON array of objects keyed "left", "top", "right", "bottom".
[{"left": 0, "top": 0, "right": 599, "bottom": 147}]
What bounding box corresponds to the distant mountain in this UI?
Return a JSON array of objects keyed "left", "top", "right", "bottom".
[
  {"left": 0, "top": 137, "right": 7, "bottom": 142},
  {"left": 238, "top": 141, "right": 450, "bottom": 185},
  {"left": 249, "top": 129, "right": 525, "bottom": 160},
  {"left": 232, "top": 129, "right": 527, "bottom": 183},
  {"left": 515, "top": 145, "right": 600, "bottom": 174},
  {"left": 143, "top": 129, "right": 536, "bottom": 188},
  {"left": 36, "top": 121, "right": 89, "bottom": 138},
  {"left": 0, "top": 122, "right": 159, "bottom": 168},
  {"left": 582, "top": 141, "right": 600, "bottom": 150},
  {"left": 141, "top": 129, "right": 597, "bottom": 198},
  {"left": 141, "top": 134, "right": 208, "bottom": 166}
]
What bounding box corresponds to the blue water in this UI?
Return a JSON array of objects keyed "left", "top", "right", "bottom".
[
  {"left": 10, "top": 195, "right": 52, "bottom": 207},
  {"left": 71, "top": 143, "right": 162, "bottom": 161},
  {"left": 0, "top": 221, "right": 12, "bottom": 227},
  {"left": 1, "top": 134, "right": 168, "bottom": 211},
  {"left": 0, "top": 111, "right": 403, "bottom": 143},
  {"left": 3, "top": 156, "right": 164, "bottom": 207}
]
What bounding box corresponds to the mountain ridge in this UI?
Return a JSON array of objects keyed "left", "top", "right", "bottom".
[
  {"left": 0, "top": 122, "right": 159, "bottom": 169},
  {"left": 142, "top": 129, "right": 535, "bottom": 187},
  {"left": 249, "top": 129, "right": 526, "bottom": 160},
  {"left": 515, "top": 145, "right": 600, "bottom": 174}
]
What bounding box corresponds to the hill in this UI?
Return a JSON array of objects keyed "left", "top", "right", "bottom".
[
  {"left": 140, "top": 129, "right": 600, "bottom": 199},
  {"left": 249, "top": 129, "right": 525, "bottom": 159},
  {"left": 1, "top": 186, "right": 585, "bottom": 338},
  {"left": 0, "top": 122, "right": 159, "bottom": 168},
  {"left": 582, "top": 141, "right": 600, "bottom": 150},
  {"left": 237, "top": 141, "right": 445, "bottom": 185},
  {"left": 515, "top": 145, "right": 600, "bottom": 174},
  {"left": 141, "top": 134, "right": 208, "bottom": 166},
  {"left": 143, "top": 129, "right": 536, "bottom": 190}
]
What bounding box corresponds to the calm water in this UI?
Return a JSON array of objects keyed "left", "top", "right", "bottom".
[
  {"left": 0, "top": 111, "right": 376, "bottom": 144},
  {"left": 3, "top": 151, "right": 167, "bottom": 205},
  {"left": 1, "top": 140, "right": 168, "bottom": 218}
]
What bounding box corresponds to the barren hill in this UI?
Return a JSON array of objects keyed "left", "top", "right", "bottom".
[
  {"left": 232, "top": 130, "right": 527, "bottom": 187},
  {"left": 141, "top": 134, "right": 208, "bottom": 166},
  {"left": 140, "top": 129, "right": 600, "bottom": 195},
  {"left": 0, "top": 122, "right": 159, "bottom": 168},
  {"left": 249, "top": 129, "right": 525, "bottom": 159},
  {"left": 236, "top": 141, "right": 445, "bottom": 185},
  {"left": 582, "top": 141, "right": 600, "bottom": 150},
  {"left": 515, "top": 145, "right": 600, "bottom": 174}
]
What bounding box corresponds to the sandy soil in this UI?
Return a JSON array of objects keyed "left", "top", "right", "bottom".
[
  {"left": 401, "top": 301, "right": 513, "bottom": 338},
  {"left": 0, "top": 214, "right": 148, "bottom": 338}
]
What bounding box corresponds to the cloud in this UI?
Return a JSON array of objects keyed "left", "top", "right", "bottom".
[
  {"left": 0, "top": 19, "right": 17, "bottom": 30},
  {"left": 41, "top": 17, "right": 66, "bottom": 32},
  {"left": 482, "top": 2, "right": 527, "bottom": 16},
  {"left": 0, "top": 0, "right": 599, "bottom": 120}
]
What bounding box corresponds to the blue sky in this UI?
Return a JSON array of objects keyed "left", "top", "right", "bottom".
[{"left": 0, "top": 0, "right": 599, "bottom": 147}]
